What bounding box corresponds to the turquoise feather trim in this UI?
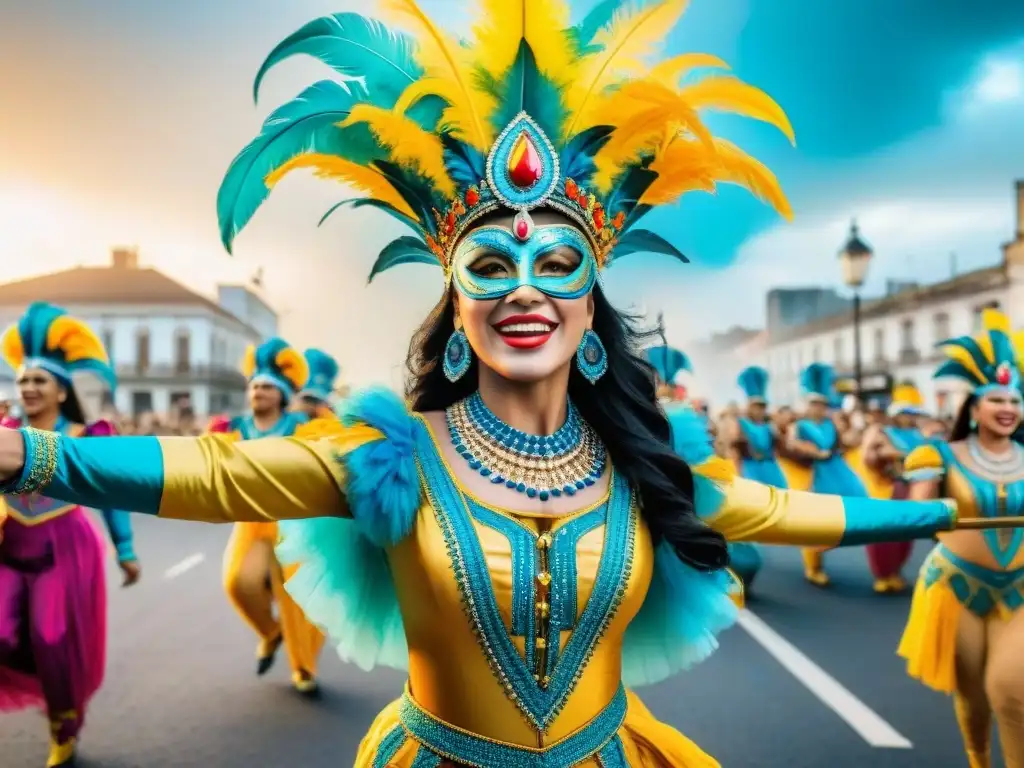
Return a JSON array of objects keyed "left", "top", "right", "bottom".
[
  {"left": 618, "top": 405, "right": 739, "bottom": 686},
  {"left": 621, "top": 541, "right": 737, "bottom": 687},
  {"left": 665, "top": 405, "right": 726, "bottom": 519},
  {"left": 275, "top": 386, "right": 420, "bottom": 672},
  {"left": 277, "top": 517, "right": 408, "bottom": 672},
  {"left": 338, "top": 387, "right": 422, "bottom": 548}
]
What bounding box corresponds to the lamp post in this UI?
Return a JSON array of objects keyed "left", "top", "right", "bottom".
[{"left": 838, "top": 220, "right": 874, "bottom": 403}]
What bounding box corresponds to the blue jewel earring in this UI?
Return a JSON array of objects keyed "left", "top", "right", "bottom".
[
  {"left": 576, "top": 329, "right": 607, "bottom": 384},
  {"left": 970, "top": 417, "right": 978, "bottom": 431},
  {"left": 443, "top": 326, "right": 473, "bottom": 382}
]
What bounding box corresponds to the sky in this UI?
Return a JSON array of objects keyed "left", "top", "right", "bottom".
[{"left": 1, "top": 0, "right": 1023, "bottom": 387}]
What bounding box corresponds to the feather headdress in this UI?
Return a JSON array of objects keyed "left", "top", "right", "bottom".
[
  {"left": 301, "top": 348, "right": 341, "bottom": 402},
  {"left": 644, "top": 344, "right": 691, "bottom": 384},
  {"left": 888, "top": 381, "right": 925, "bottom": 417},
  {"left": 218, "top": 0, "right": 793, "bottom": 283},
  {"left": 0, "top": 302, "right": 116, "bottom": 390},
  {"left": 799, "top": 363, "right": 834, "bottom": 403},
  {"left": 934, "top": 309, "right": 1022, "bottom": 395},
  {"left": 241, "top": 337, "right": 310, "bottom": 401},
  {"left": 737, "top": 366, "right": 769, "bottom": 403}
]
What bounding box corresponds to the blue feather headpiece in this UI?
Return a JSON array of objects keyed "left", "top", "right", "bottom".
[
  {"left": 0, "top": 302, "right": 116, "bottom": 391},
  {"left": 301, "top": 348, "right": 340, "bottom": 402},
  {"left": 934, "top": 309, "right": 1022, "bottom": 396},
  {"left": 644, "top": 345, "right": 691, "bottom": 384},
  {"left": 799, "top": 362, "right": 835, "bottom": 403},
  {"left": 242, "top": 337, "right": 310, "bottom": 402},
  {"left": 218, "top": 0, "right": 794, "bottom": 286},
  {"left": 736, "top": 366, "right": 769, "bottom": 403}
]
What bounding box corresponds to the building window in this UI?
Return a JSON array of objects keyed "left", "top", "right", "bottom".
[
  {"left": 933, "top": 312, "right": 950, "bottom": 342},
  {"left": 833, "top": 335, "right": 844, "bottom": 366},
  {"left": 136, "top": 329, "right": 150, "bottom": 373},
  {"left": 174, "top": 329, "right": 191, "bottom": 373},
  {"left": 131, "top": 390, "right": 153, "bottom": 416},
  {"left": 873, "top": 327, "right": 885, "bottom": 362},
  {"left": 811, "top": 343, "right": 821, "bottom": 361},
  {"left": 900, "top": 318, "right": 919, "bottom": 362}
]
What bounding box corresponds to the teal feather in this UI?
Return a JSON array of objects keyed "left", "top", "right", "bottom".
[
  {"left": 69, "top": 358, "right": 117, "bottom": 392},
  {"left": 217, "top": 79, "right": 377, "bottom": 253},
  {"left": 621, "top": 540, "right": 736, "bottom": 687},
  {"left": 567, "top": 0, "right": 628, "bottom": 56},
  {"left": 799, "top": 362, "right": 835, "bottom": 397},
  {"left": 643, "top": 345, "right": 691, "bottom": 383},
  {"left": 277, "top": 518, "right": 409, "bottom": 672},
  {"left": 603, "top": 167, "right": 658, "bottom": 223},
  {"left": 737, "top": 366, "right": 769, "bottom": 400},
  {"left": 610, "top": 229, "right": 689, "bottom": 263},
  {"left": 319, "top": 197, "right": 422, "bottom": 233},
  {"left": 934, "top": 359, "right": 984, "bottom": 387},
  {"left": 484, "top": 40, "right": 566, "bottom": 146},
  {"left": 18, "top": 302, "right": 66, "bottom": 358},
  {"left": 253, "top": 13, "right": 421, "bottom": 108},
  {"left": 441, "top": 134, "right": 486, "bottom": 187},
  {"left": 560, "top": 125, "right": 614, "bottom": 182},
  {"left": 337, "top": 387, "right": 421, "bottom": 547},
  {"left": 368, "top": 236, "right": 439, "bottom": 283},
  {"left": 371, "top": 160, "right": 442, "bottom": 236}
]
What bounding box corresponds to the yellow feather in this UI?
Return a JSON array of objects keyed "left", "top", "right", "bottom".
[
  {"left": 1013, "top": 330, "right": 1024, "bottom": 366},
  {"left": 46, "top": 317, "right": 109, "bottom": 365},
  {"left": 891, "top": 384, "right": 923, "bottom": 407},
  {"left": 265, "top": 153, "right": 419, "bottom": 221},
  {"left": 983, "top": 308, "right": 1011, "bottom": 335},
  {"left": 523, "top": 0, "right": 575, "bottom": 80},
  {"left": 635, "top": 139, "right": 719, "bottom": 202},
  {"left": 471, "top": 0, "right": 526, "bottom": 82},
  {"left": 677, "top": 76, "right": 796, "bottom": 144},
  {"left": 382, "top": 0, "right": 494, "bottom": 150},
  {"left": 275, "top": 347, "right": 310, "bottom": 392},
  {"left": 565, "top": 0, "right": 690, "bottom": 136},
  {"left": 1, "top": 326, "right": 24, "bottom": 370},
  {"left": 942, "top": 345, "right": 987, "bottom": 382},
  {"left": 342, "top": 104, "right": 455, "bottom": 197},
  {"left": 589, "top": 79, "right": 716, "bottom": 190},
  {"left": 470, "top": 0, "right": 575, "bottom": 89},
  {"left": 648, "top": 53, "right": 730, "bottom": 88},
  {"left": 643, "top": 138, "right": 792, "bottom": 220},
  {"left": 241, "top": 345, "right": 257, "bottom": 379}
]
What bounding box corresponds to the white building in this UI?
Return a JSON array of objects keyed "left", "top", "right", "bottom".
[
  {"left": 761, "top": 181, "right": 1024, "bottom": 415},
  {"left": 0, "top": 247, "right": 275, "bottom": 418}
]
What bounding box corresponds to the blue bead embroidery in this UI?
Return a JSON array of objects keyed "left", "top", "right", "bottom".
[{"left": 416, "top": 421, "right": 636, "bottom": 731}]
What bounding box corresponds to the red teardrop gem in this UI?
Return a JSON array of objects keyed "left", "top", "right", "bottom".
[
  {"left": 997, "top": 365, "right": 1011, "bottom": 385},
  {"left": 515, "top": 219, "right": 529, "bottom": 239},
  {"left": 507, "top": 132, "right": 543, "bottom": 188}
]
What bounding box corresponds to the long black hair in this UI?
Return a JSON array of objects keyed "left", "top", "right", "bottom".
[
  {"left": 59, "top": 383, "right": 86, "bottom": 425},
  {"left": 406, "top": 286, "right": 730, "bottom": 572}
]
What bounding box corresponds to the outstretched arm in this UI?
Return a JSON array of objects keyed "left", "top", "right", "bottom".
[{"left": 0, "top": 428, "right": 348, "bottom": 523}]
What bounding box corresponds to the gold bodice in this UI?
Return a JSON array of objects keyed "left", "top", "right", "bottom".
[{"left": 390, "top": 480, "right": 653, "bottom": 746}]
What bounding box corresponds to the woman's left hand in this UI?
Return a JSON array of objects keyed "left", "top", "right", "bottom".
[{"left": 119, "top": 559, "right": 142, "bottom": 587}]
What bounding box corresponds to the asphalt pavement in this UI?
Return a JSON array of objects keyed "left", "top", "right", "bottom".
[{"left": 2, "top": 515, "right": 982, "bottom": 767}]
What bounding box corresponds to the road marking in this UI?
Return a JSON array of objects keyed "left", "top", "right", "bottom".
[
  {"left": 737, "top": 609, "right": 913, "bottom": 749},
  {"left": 164, "top": 553, "right": 206, "bottom": 580}
]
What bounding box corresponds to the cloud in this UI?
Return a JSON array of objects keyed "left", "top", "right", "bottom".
[{"left": 945, "top": 41, "right": 1024, "bottom": 117}]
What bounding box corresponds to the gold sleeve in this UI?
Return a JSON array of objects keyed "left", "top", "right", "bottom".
[
  {"left": 903, "top": 444, "right": 945, "bottom": 482},
  {"left": 156, "top": 435, "right": 348, "bottom": 523},
  {"left": 703, "top": 477, "right": 847, "bottom": 547},
  {"left": 702, "top": 475, "right": 956, "bottom": 547}
]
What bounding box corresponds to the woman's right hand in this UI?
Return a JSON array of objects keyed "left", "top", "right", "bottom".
[{"left": 0, "top": 427, "right": 25, "bottom": 483}]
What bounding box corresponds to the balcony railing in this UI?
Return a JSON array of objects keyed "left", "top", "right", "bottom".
[
  {"left": 115, "top": 363, "right": 246, "bottom": 387},
  {"left": 897, "top": 347, "right": 921, "bottom": 364}
]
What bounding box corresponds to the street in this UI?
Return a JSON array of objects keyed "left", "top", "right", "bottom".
[{"left": 2, "top": 516, "right": 979, "bottom": 767}]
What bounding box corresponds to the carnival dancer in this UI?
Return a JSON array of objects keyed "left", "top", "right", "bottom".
[
  {"left": 899, "top": 310, "right": 1024, "bottom": 768},
  {"left": 295, "top": 348, "right": 340, "bottom": 419},
  {"left": 644, "top": 343, "right": 691, "bottom": 405},
  {"left": 787, "top": 363, "right": 867, "bottom": 586},
  {"left": 854, "top": 382, "right": 929, "bottom": 593},
  {"left": 0, "top": 302, "right": 139, "bottom": 768},
  {"left": 0, "top": 3, "right": 1003, "bottom": 764},
  {"left": 722, "top": 366, "right": 789, "bottom": 589},
  {"left": 209, "top": 338, "right": 325, "bottom": 696}
]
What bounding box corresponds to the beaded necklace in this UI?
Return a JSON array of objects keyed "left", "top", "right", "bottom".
[{"left": 446, "top": 392, "right": 606, "bottom": 501}]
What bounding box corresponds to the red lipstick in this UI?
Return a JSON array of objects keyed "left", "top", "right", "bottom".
[{"left": 493, "top": 314, "right": 558, "bottom": 350}]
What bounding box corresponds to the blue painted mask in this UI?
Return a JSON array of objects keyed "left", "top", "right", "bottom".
[{"left": 452, "top": 224, "right": 597, "bottom": 302}]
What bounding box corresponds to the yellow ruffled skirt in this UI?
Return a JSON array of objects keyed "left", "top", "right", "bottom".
[
  {"left": 898, "top": 545, "right": 1019, "bottom": 694},
  {"left": 356, "top": 689, "right": 720, "bottom": 767}
]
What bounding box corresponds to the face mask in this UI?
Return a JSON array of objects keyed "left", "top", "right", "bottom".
[{"left": 452, "top": 225, "right": 597, "bottom": 301}]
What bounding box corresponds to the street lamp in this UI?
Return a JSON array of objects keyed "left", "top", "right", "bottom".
[{"left": 838, "top": 220, "right": 873, "bottom": 402}]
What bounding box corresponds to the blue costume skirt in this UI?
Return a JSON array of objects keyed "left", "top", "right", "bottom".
[{"left": 811, "top": 455, "right": 866, "bottom": 496}]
